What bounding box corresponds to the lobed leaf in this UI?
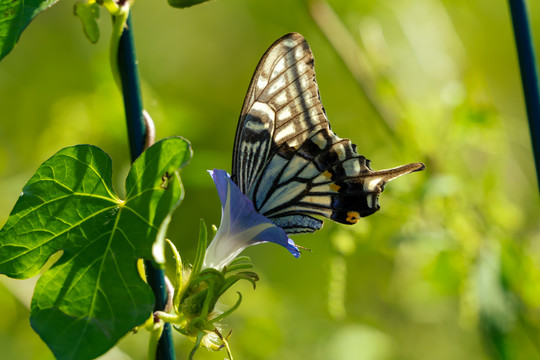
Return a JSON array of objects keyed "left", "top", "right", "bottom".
[{"left": 0, "top": 136, "right": 192, "bottom": 360}]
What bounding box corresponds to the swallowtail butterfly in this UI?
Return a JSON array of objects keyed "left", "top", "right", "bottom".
[{"left": 231, "top": 33, "right": 425, "bottom": 234}]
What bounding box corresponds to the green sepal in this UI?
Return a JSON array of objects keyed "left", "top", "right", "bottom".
[
  {"left": 209, "top": 292, "right": 242, "bottom": 324},
  {"left": 167, "top": 238, "right": 184, "bottom": 313},
  {"left": 222, "top": 271, "right": 259, "bottom": 291},
  {"left": 225, "top": 256, "right": 255, "bottom": 272},
  {"left": 180, "top": 268, "right": 222, "bottom": 320},
  {"left": 176, "top": 262, "right": 258, "bottom": 327},
  {"left": 191, "top": 219, "right": 208, "bottom": 277},
  {"left": 155, "top": 218, "right": 257, "bottom": 359}
]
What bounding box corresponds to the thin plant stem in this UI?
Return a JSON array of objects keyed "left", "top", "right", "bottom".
[
  {"left": 306, "top": 0, "right": 402, "bottom": 147},
  {"left": 508, "top": 0, "right": 540, "bottom": 192},
  {"left": 116, "top": 14, "right": 176, "bottom": 359}
]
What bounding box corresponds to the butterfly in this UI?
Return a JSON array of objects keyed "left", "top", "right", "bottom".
[{"left": 231, "top": 33, "right": 425, "bottom": 234}]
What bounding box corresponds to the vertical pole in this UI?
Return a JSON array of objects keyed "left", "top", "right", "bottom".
[
  {"left": 118, "top": 15, "right": 145, "bottom": 161},
  {"left": 117, "top": 14, "right": 175, "bottom": 359},
  {"left": 508, "top": 0, "right": 540, "bottom": 191}
]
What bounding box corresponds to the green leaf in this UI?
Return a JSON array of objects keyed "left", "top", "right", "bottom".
[
  {"left": 191, "top": 218, "right": 207, "bottom": 277},
  {"left": 0, "top": 0, "right": 59, "bottom": 61},
  {"left": 167, "top": 0, "right": 213, "bottom": 9},
  {"left": 0, "top": 136, "right": 192, "bottom": 360},
  {"left": 74, "top": 1, "right": 100, "bottom": 44}
]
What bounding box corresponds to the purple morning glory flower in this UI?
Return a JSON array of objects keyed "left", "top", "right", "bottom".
[{"left": 203, "top": 169, "right": 300, "bottom": 271}]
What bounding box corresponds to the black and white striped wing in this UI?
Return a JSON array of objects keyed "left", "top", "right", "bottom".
[{"left": 232, "top": 33, "right": 424, "bottom": 234}]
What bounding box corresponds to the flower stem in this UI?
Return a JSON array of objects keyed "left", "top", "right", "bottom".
[
  {"left": 116, "top": 14, "right": 175, "bottom": 359},
  {"left": 508, "top": 0, "right": 540, "bottom": 192}
]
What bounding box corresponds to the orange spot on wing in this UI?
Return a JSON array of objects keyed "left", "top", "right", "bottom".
[
  {"left": 330, "top": 183, "right": 341, "bottom": 192},
  {"left": 346, "top": 211, "right": 360, "bottom": 224},
  {"left": 322, "top": 170, "right": 333, "bottom": 179}
]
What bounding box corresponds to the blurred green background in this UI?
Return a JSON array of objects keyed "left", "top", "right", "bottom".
[{"left": 1, "top": 0, "right": 540, "bottom": 359}]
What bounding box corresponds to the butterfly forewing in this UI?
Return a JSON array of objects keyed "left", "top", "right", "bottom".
[
  {"left": 232, "top": 33, "right": 328, "bottom": 195},
  {"left": 232, "top": 33, "right": 424, "bottom": 234}
]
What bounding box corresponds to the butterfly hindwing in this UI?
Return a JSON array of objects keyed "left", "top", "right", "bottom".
[{"left": 232, "top": 33, "right": 424, "bottom": 234}]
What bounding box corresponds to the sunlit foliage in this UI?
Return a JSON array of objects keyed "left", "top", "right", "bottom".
[{"left": 0, "top": 0, "right": 539, "bottom": 359}]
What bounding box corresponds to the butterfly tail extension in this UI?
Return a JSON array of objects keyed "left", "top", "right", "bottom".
[
  {"left": 330, "top": 162, "right": 425, "bottom": 224},
  {"left": 369, "top": 162, "right": 425, "bottom": 183}
]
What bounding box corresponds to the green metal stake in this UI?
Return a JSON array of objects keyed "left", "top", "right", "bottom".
[
  {"left": 117, "top": 14, "right": 175, "bottom": 359},
  {"left": 508, "top": 0, "right": 540, "bottom": 192}
]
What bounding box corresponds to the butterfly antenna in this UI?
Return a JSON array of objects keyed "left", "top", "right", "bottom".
[{"left": 296, "top": 244, "right": 312, "bottom": 252}]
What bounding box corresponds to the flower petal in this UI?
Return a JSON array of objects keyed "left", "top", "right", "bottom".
[{"left": 203, "top": 170, "right": 300, "bottom": 270}]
